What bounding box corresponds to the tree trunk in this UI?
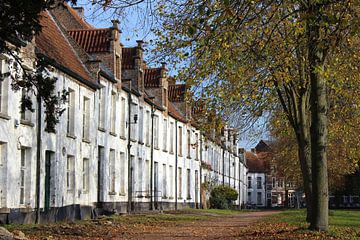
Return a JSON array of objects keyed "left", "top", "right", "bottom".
[{"left": 308, "top": 2, "right": 329, "bottom": 231}]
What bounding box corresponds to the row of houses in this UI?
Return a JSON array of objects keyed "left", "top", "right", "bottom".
[{"left": 0, "top": 3, "right": 248, "bottom": 224}]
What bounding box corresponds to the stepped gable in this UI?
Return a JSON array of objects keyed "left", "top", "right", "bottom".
[
  {"left": 35, "top": 11, "right": 93, "bottom": 83},
  {"left": 144, "top": 68, "right": 162, "bottom": 87},
  {"left": 122, "top": 47, "right": 137, "bottom": 69},
  {"left": 169, "top": 84, "right": 186, "bottom": 102},
  {"left": 67, "top": 28, "right": 112, "bottom": 53}
]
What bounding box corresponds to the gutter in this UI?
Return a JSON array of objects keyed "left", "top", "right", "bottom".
[
  {"left": 150, "top": 103, "right": 155, "bottom": 210},
  {"left": 222, "top": 148, "right": 225, "bottom": 185},
  {"left": 127, "top": 82, "right": 133, "bottom": 213},
  {"left": 199, "top": 133, "right": 203, "bottom": 209},
  {"left": 175, "top": 120, "right": 178, "bottom": 210},
  {"left": 35, "top": 95, "right": 41, "bottom": 223}
]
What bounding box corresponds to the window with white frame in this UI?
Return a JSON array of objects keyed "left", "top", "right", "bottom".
[
  {"left": 153, "top": 115, "right": 159, "bottom": 148},
  {"left": 145, "top": 110, "right": 150, "bottom": 145},
  {"left": 145, "top": 160, "right": 150, "bottom": 193},
  {"left": 130, "top": 103, "right": 138, "bottom": 140},
  {"left": 120, "top": 97, "right": 126, "bottom": 138},
  {"left": 169, "top": 165, "right": 173, "bottom": 197},
  {"left": 257, "top": 192, "right": 262, "bottom": 205},
  {"left": 163, "top": 118, "right": 167, "bottom": 151},
  {"left": 162, "top": 164, "right": 167, "bottom": 197},
  {"left": 178, "top": 167, "right": 182, "bottom": 199},
  {"left": 110, "top": 91, "right": 117, "bottom": 133},
  {"left": 137, "top": 157, "right": 143, "bottom": 193},
  {"left": 66, "top": 155, "right": 75, "bottom": 191},
  {"left": 98, "top": 87, "right": 105, "bottom": 129},
  {"left": 187, "top": 130, "right": 191, "bottom": 158},
  {"left": 138, "top": 106, "right": 144, "bottom": 143},
  {"left": 82, "top": 96, "right": 90, "bottom": 140},
  {"left": 169, "top": 122, "right": 174, "bottom": 153},
  {"left": 109, "top": 149, "right": 116, "bottom": 193},
  {"left": 186, "top": 169, "right": 191, "bottom": 199},
  {"left": 0, "top": 58, "right": 8, "bottom": 114},
  {"left": 248, "top": 176, "right": 252, "bottom": 189},
  {"left": 20, "top": 147, "right": 30, "bottom": 205},
  {"left": 82, "top": 158, "right": 89, "bottom": 192},
  {"left": 195, "top": 133, "right": 199, "bottom": 160},
  {"left": 178, "top": 126, "right": 182, "bottom": 156},
  {"left": 67, "top": 88, "right": 75, "bottom": 136},
  {"left": 20, "top": 88, "right": 32, "bottom": 122},
  {"left": 257, "top": 176, "right": 262, "bottom": 189},
  {"left": 119, "top": 152, "right": 126, "bottom": 194}
]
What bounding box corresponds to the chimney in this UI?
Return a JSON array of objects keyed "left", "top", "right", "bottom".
[
  {"left": 136, "top": 40, "right": 144, "bottom": 49},
  {"left": 111, "top": 19, "right": 120, "bottom": 41},
  {"left": 73, "top": 7, "right": 84, "bottom": 18}
]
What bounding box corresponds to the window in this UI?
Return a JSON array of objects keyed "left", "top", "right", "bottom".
[
  {"left": 110, "top": 92, "right": 117, "bottom": 133},
  {"left": 109, "top": 149, "right": 116, "bottom": 193},
  {"left": 257, "top": 192, "right": 262, "bottom": 205},
  {"left": 138, "top": 107, "right": 144, "bottom": 143},
  {"left": 162, "top": 164, "right": 167, "bottom": 197},
  {"left": 163, "top": 118, "right": 167, "bottom": 151},
  {"left": 169, "top": 165, "right": 173, "bottom": 197},
  {"left": 137, "top": 157, "right": 143, "bottom": 193},
  {"left": 178, "top": 126, "right": 182, "bottom": 156},
  {"left": 98, "top": 87, "right": 105, "bottom": 129},
  {"left": 66, "top": 156, "right": 75, "bottom": 191},
  {"left": 247, "top": 192, "right": 251, "bottom": 203},
  {"left": 130, "top": 103, "right": 138, "bottom": 140},
  {"left": 187, "top": 169, "right": 191, "bottom": 199},
  {"left": 20, "top": 147, "right": 28, "bottom": 205},
  {"left": 120, "top": 97, "right": 126, "bottom": 138},
  {"left": 145, "top": 110, "right": 150, "bottom": 145},
  {"left": 20, "top": 88, "right": 31, "bottom": 122},
  {"left": 0, "top": 59, "right": 8, "bottom": 114},
  {"left": 257, "top": 177, "right": 262, "bottom": 189},
  {"left": 154, "top": 115, "right": 159, "bottom": 148},
  {"left": 119, "top": 152, "right": 126, "bottom": 194},
  {"left": 187, "top": 130, "right": 191, "bottom": 158},
  {"left": 247, "top": 176, "right": 252, "bottom": 189},
  {"left": 82, "top": 97, "right": 90, "bottom": 140},
  {"left": 145, "top": 160, "right": 150, "bottom": 193},
  {"left": 115, "top": 55, "right": 120, "bottom": 79},
  {"left": 67, "top": 89, "right": 75, "bottom": 135},
  {"left": 178, "top": 167, "right": 182, "bottom": 199},
  {"left": 82, "top": 158, "right": 89, "bottom": 192},
  {"left": 169, "top": 122, "right": 174, "bottom": 153},
  {"left": 0, "top": 142, "right": 6, "bottom": 166},
  {"left": 272, "top": 177, "right": 276, "bottom": 188},
  {"left": 195, "top": 133, "right": 199, "bottom": 160}
]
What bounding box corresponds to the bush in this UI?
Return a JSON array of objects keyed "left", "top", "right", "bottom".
[{"left": 209, "top": 185, "right": 238, "bottom": 209}]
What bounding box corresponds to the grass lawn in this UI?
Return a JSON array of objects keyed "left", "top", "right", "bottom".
[{"left": 268, "top": 209, "right": 360, "bottom": 239}]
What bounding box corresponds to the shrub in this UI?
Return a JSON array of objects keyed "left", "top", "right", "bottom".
[{"left": 209, "top": 185, "right": 238, "bottom": 209}]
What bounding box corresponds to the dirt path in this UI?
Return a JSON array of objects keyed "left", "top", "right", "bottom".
[
  {"left": 128, "top": 211, "right": 280, "bottom": 240},
  {"left": 14, "top": 210, "right": 281, "bottom": 240}
]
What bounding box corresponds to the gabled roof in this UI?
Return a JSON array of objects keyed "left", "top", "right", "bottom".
[
  {"left": 169, "top": 84, "right": 186, "bottom": 102},
  {"left": 168, "top": 101, "right": 187, "bottom": 123},
  {"left": 63, "top": 3, "right": 93, "bottom": 29},
  {"left": 245, "top": 151, "right": 270, "bottom": 173},
  {"left": 144, "top": 68, "right": 162, "bottom": 87},
  {"left": 67, "top": 28, "right": 112, "bottom": 53},
  {"left": 35, "top": 11, "right": 94, "bottom": 84},
  {"left": 122, "top": 47, "right": 137, "bottom": 69}
]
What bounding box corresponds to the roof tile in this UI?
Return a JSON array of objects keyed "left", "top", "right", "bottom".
[
  {"left": 144, "top": 68, "right": 162, "bottom": 87},
  {"left": 68, "top": 29, "right": 112, "bottom": 53}
]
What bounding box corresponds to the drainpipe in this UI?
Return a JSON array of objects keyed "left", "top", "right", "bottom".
[
  {"left": 35, "top": 95, "right": 41, "bottom": 223},
  {"left": 228, "top": 154, "right": 231, "bottom": 187},
  {"left": 199, "top": 133, "right": 202, "bottom": 209},
  {"left": 127, "top": 82, "right": 132, "bottom": 213},
  {"left": 150, "top": 103, "right": 155, "bottom": 210},
  {"left": 174, "top": 120, "right": 178, "bottom": 210},
  {"left": 238, "top": 161, "right": 241, "bottom": 209},
  {"left": 222, "top": 148, "right": 225, "bottom": 185}
]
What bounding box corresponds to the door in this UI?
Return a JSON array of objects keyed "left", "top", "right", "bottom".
[
  {"left": 45, "top": 151, "right": 54, "bottom": 211},
  {"left": 195, "top": 170, "right": 199, "bottom": 208},
  {"left": 154, "top": 162, "right": 159, "bottom": 209}
]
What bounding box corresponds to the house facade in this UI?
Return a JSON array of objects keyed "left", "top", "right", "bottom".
[{"left": 0, "top": 4, "right": 247, "bottom": 224}]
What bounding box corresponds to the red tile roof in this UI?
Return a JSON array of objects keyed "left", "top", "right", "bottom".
[
  {"left": 122, "top": 47, "right": 137, "bottom": 69},
  {"left": 36, "top": 11, "right": 93, "bottom": 83},
  {"left": 144, "top": 68, "right": 162, "bottom": 87},
  {"left": 67, "top": 29, "right": 112, "bottom": 53},
  {"left": 168, "top": 101, "right": 187, "bottom": 122},
  {"left": 169, "top": 84, "right": 186, "bottom": 102}
]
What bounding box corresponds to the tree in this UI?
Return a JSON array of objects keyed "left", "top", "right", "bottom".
[{"left": 151, "top": 0, "right": 360, "bottom": 231}]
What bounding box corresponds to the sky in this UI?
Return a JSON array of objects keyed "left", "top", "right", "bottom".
[{"left": 74, "top": 1, "right": 266, "bottom": 150}]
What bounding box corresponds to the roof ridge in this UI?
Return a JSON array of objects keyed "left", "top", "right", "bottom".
[{"left": 67, "top": 28, "right": 111, "bottom": 32}]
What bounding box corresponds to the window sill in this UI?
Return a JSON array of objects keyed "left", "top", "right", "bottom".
[
  {"left": 108, "top": 191, "right": 117, "bottom": 195},
  {"left": 169, "top": 151, "right": 174, "bottom": 155},
  {"left": 138, "top": 141, "right": 144, "bottom": 145},
  {"left": 110, "top": 132, "right": 117, "bottom": 137},
  {"left": 186, "top": 197, "right": 192, "bottom": 200},
  {"left": 119, "top": 193, "right": 126, "bottom": 196},
  {"left": 120, "top": 136, "right": 126, "bottom": 140},
  {"left": 178, "top": 154, "right": 183, "bottom": 157},
  {"left": 178, "top": 197, "right": 183, "bottom": 200},
  {"left": 145, "top": 144, "right": 150, "bottom": 147},
  {"left": 20, "top": 119, "right": 34, "bottom": 127},
  {"left": 168, "top": 197, "right": 174, "bottom": 200},
  {"left": 186, "top": 156, "right": 191, "bottom": 159},
  {"left": 67, "top": 134, "right": 76, "bottom": 139},
  {"left": 162, "top": 196, "right": 168, "bottom": 199},
  {"left": 154, "top": 147, "right": 160, "bottom": 150},
  {"left": 98, "top": 127, "right": 106, "bottom": 132},
  {"left": 82, "top": 190, "right": 89, "bottom": 194},
  {"left": 162, "top": 149, "right": 168, "bottom": 153},
  {"left": 82, "top": 138, "right": 91, "bottom": 144},
  {"left": 130, "top": 139, "right": 137, "bottom": 143},
  {"left": 0, "top": 113, "right": 10, "bottom": 120}
]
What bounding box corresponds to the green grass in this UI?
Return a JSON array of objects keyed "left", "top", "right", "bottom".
[{"left": 268, "top": 209, "right": 360, "bottom": 238}]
